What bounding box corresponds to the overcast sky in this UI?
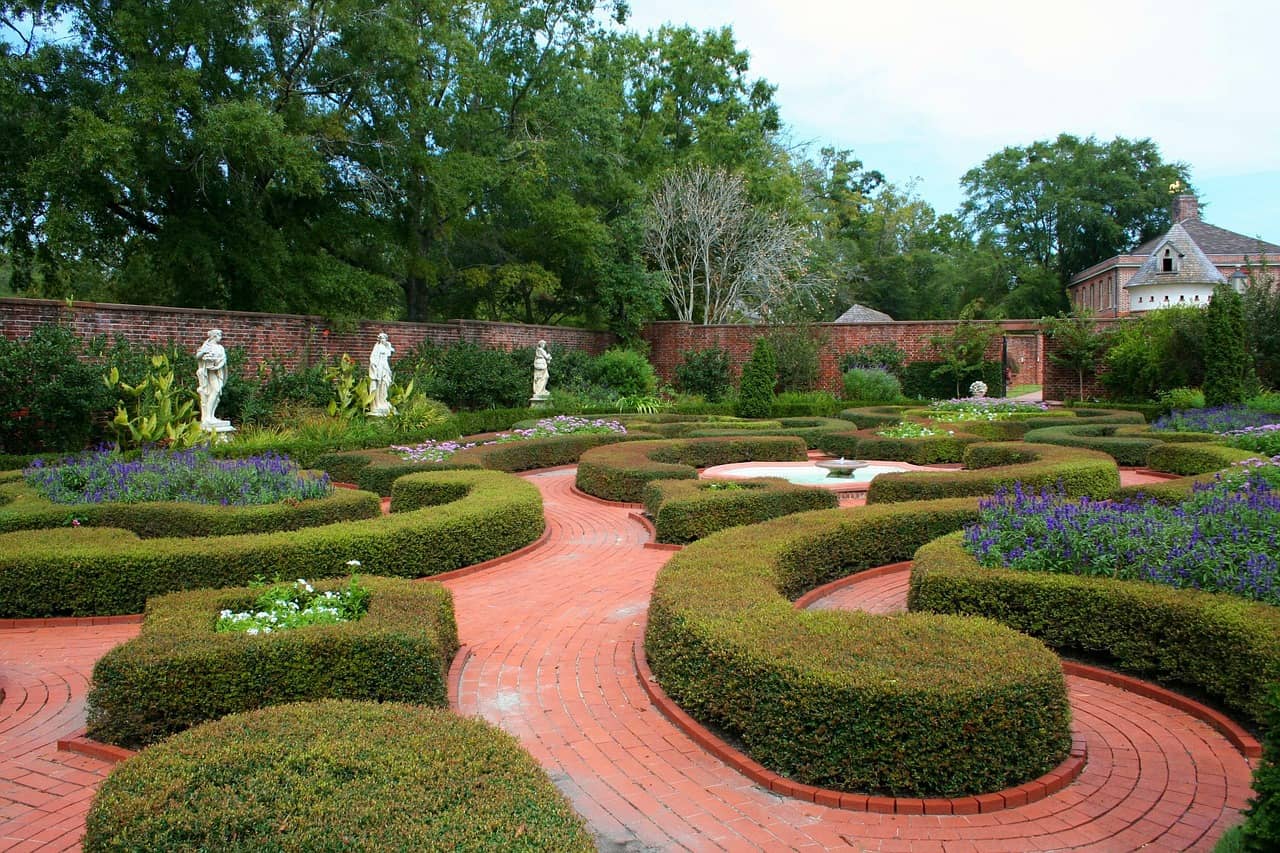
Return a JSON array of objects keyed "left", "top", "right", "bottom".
[{"left": 625, "top": 0, "right": 1279, "bottom": 244}]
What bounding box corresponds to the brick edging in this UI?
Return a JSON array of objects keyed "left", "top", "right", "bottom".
[
  {"left": 57, "top": 731, "right": 137, "bottom": 765},
  {"left": 1061, "top": 661, "right": 1261, "bottom": 759},
  {"left": 792, "top": 562, "right": 914, "bottom": 610},
  {"left": 632, "top": 638, "right": 1087, "bottom": 814},
  {"left": 0, "top": 614, "right": 144, "bottom": 630},
  {"left": 1124, "top": 467, "right": 1184, "bottom": 481},
  {"left": 568, "top": 483, "right": 643, "bottom": 509},
  {"left": 447, "top": 645, "right": 474, "bottom": 714},
  {"left": 423, "top": 524, "right": 553, "bottom": 585},
  {"left": 625, "top": 511, "right": 684, "bottom": 551}
]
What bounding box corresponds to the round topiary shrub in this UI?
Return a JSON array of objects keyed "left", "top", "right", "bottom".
[{"left": 84, "top": 700, "right": 595, "bottom": 852}]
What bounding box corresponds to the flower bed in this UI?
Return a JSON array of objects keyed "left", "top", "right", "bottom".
[
  {"left": 642, "top": 477, "right": 837, "bottom": 544},
  {"left": 25, "top": 448, "right": 331, "bottom": 505},
  {"left": 924, "top": 398, "right": 1050, "bottom": 422},
  {"left": 1152, "top": 406, "right": 1280, "bottom": 434},
  {"left": 217, "top": 574, "right": 369, "bottom": 634},
  {"left": 84, "top": 701, "right": 594, "bottom": 852},
  {"left": 646, "top": 499, "right": 1072, "bottom": 797},
  {"left": 393, "top": 415, "right": 626, "bottom": 462},
  {"left": 864, "top": 442, "right": 1119, "bottom": 503},
  {"left": 88, "top": 575, "right": 456, "bottom": 748},
  {"left": 1225, "top": 424, "right": 1280, "bottom": 457},
  {"left": 0, "top": 469, "right": 542, "bottom": 617}
]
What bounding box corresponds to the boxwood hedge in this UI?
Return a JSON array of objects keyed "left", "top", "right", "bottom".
[
  {"left": 576, "top": 436, "right": 809, "bottom": 503},
  {"left": 1144, "top": 442, "right": 1263, "bottom": 476},
  {"left": 686, "top": 417, "right": 852, "bottom": 448},
  {"left": 837, "top": 406, "right": 910, "bottom": 429},
  {"left": 0, "top": 469, "right": 542, "bottom": 617},
  {"left": 642, "top": 477, "right": 837, "bottom": 544},
  {"left": 1022, "top": 423, "right": 1168, "bottom": 466},
  {"left": 646, "top": 499, "right": 1072, "bottom": 797},
  {"left": 816, "top": 428, "right": 982, "bottom": 464},
  {"left": 865, "top": 442, "right": 1120, "bottom": 504},
  {"left": 910, "top": 534, "right": 1280, "bottom": 726},
  {"left": 0, "top": 478, "right": 380, "bottom": 537},
  {"left": 87, "top": 576, "right": 457, "bottom": 748},
  {"left": 84, "top": 701, "right": 595, "bottom": 852}
]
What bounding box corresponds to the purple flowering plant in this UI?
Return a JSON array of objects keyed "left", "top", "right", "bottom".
[
  {"left": 1151, "top": 406, "right": 1280, "bottom": 434},
  {"left": 24, "top": 447, "right": 332, "bottom": 506},
  {"left": 394, "top": 415, "right": 625, "bottom": 462},
  {"left": 963, "top": 464, "right": 1280, "bottom": 605}
]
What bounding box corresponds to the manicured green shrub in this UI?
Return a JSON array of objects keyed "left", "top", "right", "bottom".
[
  {"left": 646, "top": 499, "right": 1071, "bottom": 796},
  {"left": 84, "top": 701, "right": 594, "bottom": 852},
  {"left": 0, "top": 469, "right": 542, "bottom": 617},
  {"left": 590, "top": 347, "right": 657, "bottom": 397},
  {"left": 816, "top": 428, "right": 982, "bottom": 465},
  {"left": 687, "top": 416, "right": 851, "bottom": 449},
  {"left": 643, "top": 477, "right": 837, "bottom": 544},
  {"left": 842, "top": 367, "right": 903, "bottom": 403},
  {"left": 576, "top": 436, "right": 807, "bottom": 503},
  {"left": 87, "top": 576, "right": 456, "bottom": 748},
  {"left": 735, "top": 338, "right": 776, "bottom": 418},
  {"left": 765, "top": 325, "right": 823, "bottom": 393},
  {"left": 0, "top": 478, "right": 379, "bottom": 537},
  {"left": 837, "top": 405, "right": 910, "bottom": 429},
  {"left": 910, "top": 533, "right": 1280, "bottom": 726},
  {"left": 424, "top": 344, "right": 526, "bottom": 410},
  {"left": 901, "top": 360, "right": 1004, "bottom": 400},
  {"left": 1243, "top": 687, "right": 1280, "bottom": 851},
  {"left": 1145, "top": 442, "right": 1262, "bottom": 476},
  {"left": 1204, "top": 282, "right": 1249, "bottom": 407},
  {"left": 0, "top": 323, "right": 110, "bottom": 453},
  {"left": 1022, "top": 423, "right": 1166, "bottom": 466},
  {"left": 1067, "top": 399, "right": 1163, "bottom": 421},
  {"left": 865, "top": 442, "right": 1119, "bottom": 503},
  {"left": 675, "top": 347, "right": 733, "bottom": 401},
  {"left": 771, "top": 390, "right": 841, "bottom": 417}
]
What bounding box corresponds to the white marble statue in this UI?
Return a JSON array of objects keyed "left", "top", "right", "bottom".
[
  {"left": 195, "top": 329, "right": 229, "bottom": 428},
  {"left": 532, "top": 339, "right": 552, "bottom": 400},
  {"left": 368, "top": 332, "right": 395, "bottom": 417}
]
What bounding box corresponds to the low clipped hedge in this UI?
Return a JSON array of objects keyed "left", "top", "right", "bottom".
[
  {"left": 1145, "top": 442, "right": 1263, "bottom": 476},
  {"left": 910, "top": 534, "right": 1280, "bottom": 726},
  {"left": 816, "top": 428, "right": 982, "bottom": 464},
  {"left": 687, "top": 416, "right": 852, "bottom": 449},
  {"left": 864, "top": 442, "right": 1119, "bottom": 504},
  {"left": 642, "top": 477, "right": 837, "bottom": 544},
  {"left": 316, "top": 431, "right": 652, "bottom": 495},
  {"left": 837, "top": 405, "right": 910, "bottom": 429},
  {"left": 1022, "top": 423, "right": 1167, "bottom": 466},
  {"left": 0, "top": 478, "right": 379, "bottom": 537},
  {"left": 87, "top": 576, "right": 457, "bottom": 748},
  {"left": 84, "top": 700, "right": 595, "bottom": 852},
  {"left": 0, "top": 469, "right": 543, "bottom": 617},
  {"left": 646, "top": 499, "right": 1071, "bottom": 797},
  {"left": 576, "top": 436, "right": 808, "bottom": 503}
]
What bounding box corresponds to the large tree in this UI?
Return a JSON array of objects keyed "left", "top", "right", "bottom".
[{"left": 961, "top": 134, "right": 1192, "bottom": 316}]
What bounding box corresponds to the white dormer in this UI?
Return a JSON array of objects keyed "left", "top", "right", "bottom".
[{"left": 1157, "top": 243, "right": 1182, "bottom": 274}]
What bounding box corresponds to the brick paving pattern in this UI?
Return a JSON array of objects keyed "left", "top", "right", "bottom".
[{"left": 0, "top": 466, "right": 1258, "bottom": 851}]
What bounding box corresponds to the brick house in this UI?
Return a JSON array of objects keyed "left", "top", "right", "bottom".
[{"left": 1068, "top": 194, "right": 1280, "bottom": 316}]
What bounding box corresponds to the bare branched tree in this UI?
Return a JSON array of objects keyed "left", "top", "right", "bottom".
[{"left": 644, "top": 166, "right": 810, "bottom": 324}]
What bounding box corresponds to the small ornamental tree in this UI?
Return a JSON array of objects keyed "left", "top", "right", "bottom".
[
  {"left": 928, "top": 310, "right": 1000, "bottom": 398},
  {"left": 1042, "top": 310, "right": 1111, "bottom": 402},
  {"left": 735, "top": 338, "right": 776, "bottom": 418},
  {"left": 1203, "top": 282, "right": 1248, "bottom": 407}
]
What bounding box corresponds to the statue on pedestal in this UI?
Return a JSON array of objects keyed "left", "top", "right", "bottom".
[
  {"left": 531, "top": 340, "right": 552, "bottom": 401},
  {"left": 195, "top": 329, "right": 230, "bottom": 428},
  {"left": 368, "top": 332, "right": 395, "bottom": 417}
]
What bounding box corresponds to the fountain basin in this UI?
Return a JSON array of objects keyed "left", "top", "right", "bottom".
[{"left": 700, "top": 459, "right": 958, "bottom": 493}]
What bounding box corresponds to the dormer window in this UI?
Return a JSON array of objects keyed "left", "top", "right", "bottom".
[{"left": 1161, "top": 248, "right": 1176, "bottom": 273}]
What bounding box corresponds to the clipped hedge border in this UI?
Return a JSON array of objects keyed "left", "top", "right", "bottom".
[
  {"left": 687, "top": 416, "right": 853, "bottom": 449},
  {"left": 1144, "top": 441, "right": 1263, "bottom": 475},
  {"left": 84, "top": 701, "right": 595, "bottom": 852},
  {"left": 0, "top": 469, "right": 542, "bottom": 617},
  {"left": 837, "top": 406, "right": 910, "bottom": 429},
  {"left": 910, "top": 533, "right": 1280, "bottom": 726},
  {"left": 646, "top": 499, "right": 1071, "bottom": 797},
  {"left": 1022, "top": 423, "right": 1167, "bottom": 466},
  {"left": 576, "top": 436, "right": 809, "bottom": 503},
  {"left": 642, "top": 477, "right": 838, "bottom": 544},
  {"left": 816, "top": 428, "right": 983, "bottom": 465},
  {"left": 0, "top": 478, "right": 379, "bottom": 538},
  {"left": 864, "top": 442, "right": 1119, "bottom": 504},
  {"left": 87, "top": 576, "right": 457, "bottom": 748}
]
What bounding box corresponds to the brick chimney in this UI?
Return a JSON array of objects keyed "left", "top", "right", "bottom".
[{"left": 1172, "top": 193, "right": 1199, "bottom": 223}]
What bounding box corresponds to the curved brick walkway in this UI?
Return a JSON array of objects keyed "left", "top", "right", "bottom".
[
  {"left": 0, "top": 466, "right": 1257, "bottom": 851},
  {"left": 450, "top": 469, "right": 1254, "bottom": 852}
]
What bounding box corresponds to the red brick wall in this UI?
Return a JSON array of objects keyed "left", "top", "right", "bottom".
[
  {"left": 1004, "top": 334, "right": 1042, "bottom": 386},
  {"left": 1041, "top": 318, "right": 1131, "bottom": 402},
  {"left": 642, "top": 321, "right": 1041, "bottom": 394},
  {"left": 0, "top": 297, "right": 615, "bottom": 370}
]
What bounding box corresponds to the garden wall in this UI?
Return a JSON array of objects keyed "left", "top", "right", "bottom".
[
  {"left": 642, "top": 321, "right": 1041, "bottom": 394},
  {"left": 1042, "top": 318, "right": 1129, "bottom": 402},
  {"left": 0, "top": 297, "right": 615, "bottom": 370}
]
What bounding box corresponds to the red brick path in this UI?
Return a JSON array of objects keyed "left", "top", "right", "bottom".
[
  {"left": 449, "top": 469, "right": 1254, "bottom": 852},
  {"left": 0, "top": 467, "right": 1258, "bottom": 851}
]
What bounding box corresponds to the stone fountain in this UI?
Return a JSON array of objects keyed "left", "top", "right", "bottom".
[{"left": 814, "top": 457, "right": 869, "bottom": 478}]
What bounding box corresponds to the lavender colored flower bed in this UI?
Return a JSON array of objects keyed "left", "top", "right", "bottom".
[
  {"left": 394, "top": 415, "right": 625, "bottom": 463},
  {"left": 963, "top": 466, "right": 1280, "bottom": 605},
  {"left": 925, "top": 398, "right": 1049, "bottom": 422},
  {"left": 24, "top": 448, "right": 332, "bottom": 506},
  {"left": 1151, "top": 406, "right": 1280, "bottom": 434},
  {"left": 1223, "top": 423, "right": 1280, "bottom": 457}
]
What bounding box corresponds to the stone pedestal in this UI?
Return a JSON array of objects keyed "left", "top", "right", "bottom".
[
  {"left": 202, "top": 422, "right": 237, "bottom": 443},
  {"left": 814, "top": 458, "right": 868, "bottom": 478},
  {"left": 530, "top": 394, "right": 552, "bottom": 409}
]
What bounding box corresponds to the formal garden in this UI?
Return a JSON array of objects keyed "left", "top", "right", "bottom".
[{"left": 1, "top": 303, "right": 1279, "bottom": 851}]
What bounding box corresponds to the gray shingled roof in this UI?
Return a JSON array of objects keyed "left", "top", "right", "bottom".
[
  {"left": 1125, "top": 223, "right": 1227, "bottom": 290},
  {"left": 1133, "top": 219, "right": 1280, "bottom": 256},
  {"left": 834, "top": 303, "right": 893, "bottom": 323}
]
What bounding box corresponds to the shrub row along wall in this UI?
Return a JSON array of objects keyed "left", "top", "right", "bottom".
[{"left": 0, "top": 296, "right": 614, "bottom": 372}]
